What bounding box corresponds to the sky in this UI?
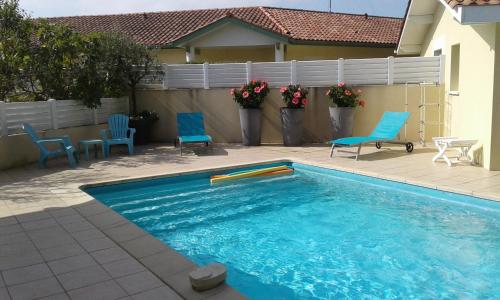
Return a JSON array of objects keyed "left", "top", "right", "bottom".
[{"left": 19, "top": 0, "right": 409, "bottom": 18}]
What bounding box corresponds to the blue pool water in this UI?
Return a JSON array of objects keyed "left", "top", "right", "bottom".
[{"left": 85, "top": 163, "right": 500, "bottom": 299}]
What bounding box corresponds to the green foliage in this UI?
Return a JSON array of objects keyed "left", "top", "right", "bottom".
[
  {"left": 326, "top": 82, "right": 365, "bottom": 108},
  {"left": 0, "top": 1, "right": 157, "bottom": 111},
  {"left": 230, "top": 80, "right": 269, "bottom": 109},
  {"left": 279, "top": 85, "right": 309, "bottom": 109}
]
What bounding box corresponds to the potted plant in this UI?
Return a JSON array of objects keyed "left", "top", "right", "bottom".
[
  {"left": 279, "top": 85, "right": 309, "bottom": 146},
  {"left": 129, "top": 110, "right": 159, "bottom": 145},
  {"left": 326, "top": 82, "right": 365, "bottom": 139},
  {"left": 230, "top": 80, "right": 269, "bottom": 146}
]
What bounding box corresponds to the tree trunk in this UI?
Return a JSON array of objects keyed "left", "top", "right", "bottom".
[{"left": 130, "top": 85, "right": 137, "bottom": 116}]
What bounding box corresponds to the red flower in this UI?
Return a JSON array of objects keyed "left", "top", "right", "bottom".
[
  {"left": 261, "top": 82, "right": 267, "bottom": 89},
  {"left": 302, "top": 98, "right": 309, "bottom": 105},
  {"left": 293, "top": 91, "right": 302, "bottom": 98},
  {"left": 292, "top": 98, "right": 300, "bottom": 105},
  {"left": 338, "top": 82, "right": 345, "bottom": 88},
  {"left": 280, "top": 86, "right": 288, "bottom": 93},
  {"left": 344, "top": 90, "right": 352, "bottom": 96},
  {"left": 359, "top": 99, "right": 366, "bottom": 108},
  {"left": 230, "top": 88, "right": 235, "bottom": 96},
  {"left": 251, "top": 80, "right": 256, "bottom": 85},
  {"left": 254, "top": 87, "right": 261, "bottom": 94},
  {"left": 242, "top": 91, "right": 250, "bottom": 98}
]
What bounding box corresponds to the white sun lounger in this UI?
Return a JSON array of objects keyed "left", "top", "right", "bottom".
[{"left": 432, "top": 137, "right": 478, "bottom": 166}]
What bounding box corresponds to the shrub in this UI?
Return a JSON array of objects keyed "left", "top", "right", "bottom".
[
  {"left": 326, "top": 82, "right": 365, "bottom": 108},
  {"left": 280, "top": 85, "right": 309, "bottom": 109},
  {"left": 230, "top": 80, "right": 269, "bottom": 109}
]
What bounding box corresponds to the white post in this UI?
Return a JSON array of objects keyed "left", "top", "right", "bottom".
[
  {"left": 337, "top": 58, "right": 344, "bottom": 84},
  {"left": 274, "top": 43, "right": 284, "bottom": 62},
  {"left": 439, "top": 55, "right": 446, "bottom": 85},
  {"left": 203, "top": 62, "right": 210, "bottom": 89},
  {"left": 387, "top": 56, "right": 394, "bottom": 85},
  {"left": 186, "top": 46, "right": 196, "bottom": 63},
  {"left": 0, "top": 101, "right": 7, "bottom": 136},
  {"left": 92, "top": 107, "right": 99, "bottom": 125},
  {"left": 246, "top": 61, "right": 253, "bottom": 83},
  {"left": 290, "top": 60, "right": 297, "bottom": 85},
  {"left": 48, "top": 99, "right": 58, "bottom": 130},
  {"left": 162, "top": 63, "right": 169, "bottom": 89}
]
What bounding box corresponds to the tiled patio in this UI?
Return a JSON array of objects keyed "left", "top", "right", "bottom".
[{"left": 1, "top": 143, "right": 499, "bottom": 300}]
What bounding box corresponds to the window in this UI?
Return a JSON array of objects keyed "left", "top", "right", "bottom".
[{"left": 450, "top": 44, "right": 460, "bottom": 92}]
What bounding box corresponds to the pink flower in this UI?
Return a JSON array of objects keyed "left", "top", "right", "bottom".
[
  {"left": 280, "top": 86, "right": 288, "bottom": 93},
  {"left": 292, "top": 98, "right": 300, "bottom": 105},
  {"left": 293, "top": 91, "right": 302, "bottom": 98},
  {"left": 251, "top": 80, "right": 256, "bottom": 85},
  {"left": 302, "top": 98, "right": 309, "bottom": 105},
  {"left": 230, "top": 88, "right": 235, "bottom": 96},
  {"left": 242, "top": 91, "right": 250, "bottom": 98},
  {"left": 254, "top": 87, "right": 261, "bottom": 94},
  {"left": 359, "top": 99, "right": 366, "bottom": 108},
  {"left": 344, "top": 89, "right": 352, "bottom": 96},
  {"left": 338, "top": 82, "right": 345, "bottom": 88},
  {"left": 261, "top": 82, "right": 267, "bottom": 89}
]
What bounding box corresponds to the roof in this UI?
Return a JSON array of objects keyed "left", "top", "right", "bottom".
[
  {"left": 446, "top": 0, "right": 500, "bottom": 8},
  {"left": 46, "top": 7, "right": 403, "bottom": 48}
]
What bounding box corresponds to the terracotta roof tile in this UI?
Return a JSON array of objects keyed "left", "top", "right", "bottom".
[
  {"left": 46, "top": 7, "right": 403, "bottom": 47},
  {"left": 446, "top": 0, "right": 500, "bottom": 8}
]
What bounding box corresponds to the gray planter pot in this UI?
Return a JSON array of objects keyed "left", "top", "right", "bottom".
[
  {"left": 280, "top": 108, "right": 305, "bottom": 146},
  {"left": 329, "top": 107, "right": 355, "bottom": 139},
  {"left": 239, "top": 108, "right": 262, "bottom": 146}
]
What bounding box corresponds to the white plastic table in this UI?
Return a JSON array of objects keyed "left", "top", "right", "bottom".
[{"left": 432, "top": 137, "right": 478, "bottom": 167}]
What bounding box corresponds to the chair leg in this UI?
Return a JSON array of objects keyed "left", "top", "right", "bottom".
[
  {"left": 127, "top": 143, "right": 134, "bottom": 155},
  {"left": 355, "top": 144, "right": 362, "bottom": 161},
  {"left": 329, "top": 144, "right": 335, "bottom": 158},
  {"left": 37, "top": 155, "right": 47, "bottom": 169},
  {"left": 66, "top": 149, "right": 77, "bottom": 168},
  {"left": 84, "top": 145, "right": 90, "bottom": 161}
]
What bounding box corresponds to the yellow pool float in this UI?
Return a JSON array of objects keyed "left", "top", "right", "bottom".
[{"left": 210, "top": 165, "right": 294, "bottom": 184}]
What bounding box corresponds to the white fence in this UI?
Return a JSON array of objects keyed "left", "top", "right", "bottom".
[
  {"left": 140, "top": 56, "right": 445, "bottom": 89},
  {"left": 0, "top": 97, "right": 129, "bottom": 136}
]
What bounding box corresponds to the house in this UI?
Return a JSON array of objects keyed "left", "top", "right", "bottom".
[
  {"left": 398, "top": 0, "right": 500, "bottom": 170},
  {"left": 48, "top": 7, "right": 403, "bottom": 64}
]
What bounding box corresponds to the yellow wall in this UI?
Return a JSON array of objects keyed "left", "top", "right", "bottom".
[
  {"left": 490, "top": 24, "right": 500, "bottom": 169},
  {"left": 152, "top": 48, "right": 186, "bottom": 64},
  {"left": 136, "top": 86, "right": 441, "bottom": 144},
  {"left": 196, "top": 46, "right": 275, "bottom": 63},
  {"left": 286, "top": 45, "right": 395, "bottom": 61},
  {"left": 0, "top": 124, "right": 107, "bottom": 170},
  {"left": 420, "top": 5, "right": 498, "bottom": 169}
]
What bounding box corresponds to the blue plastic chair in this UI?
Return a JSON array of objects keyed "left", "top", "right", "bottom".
[
  {"left": 100, "top": 114, "right": 136, "bottom": 157},
  {"left": 176, "top": 112, "right": 212, "bottom": 155},
  {"left": 22, "top": 123, "right": 77, "bottom": 168},
  {"left": 329, "top": 112, "right": 412, "bottom": 160}
]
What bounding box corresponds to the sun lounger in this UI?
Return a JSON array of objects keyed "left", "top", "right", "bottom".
[{"left": 432, "top": 137, "right": 477, "bottom": 166}]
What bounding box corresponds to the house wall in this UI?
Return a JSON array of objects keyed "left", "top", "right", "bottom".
[
  {"left": 152, "top": 48, "right": 187, "bottom": 64},
  {"left": 420, "top": 5, "right": 498, "bottom": 169},
  {"left": 0, "top": 124, "right": 107, "bottom": 170},
  {"left": 196, "top": 46, "right": 275, "bottom": 63},
  {"left": 489, "top": 23, "right": 500, "bottom": 169},
  {"left": 135, "top": 85, "right": 442, "bottom": 144},
  {"left": 285, "top": 44, "right": 396, "bottom": 61}
]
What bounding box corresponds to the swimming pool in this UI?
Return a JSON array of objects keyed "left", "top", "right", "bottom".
[{"left": 85, "top": 162, "right": 500, "bottom": 299}]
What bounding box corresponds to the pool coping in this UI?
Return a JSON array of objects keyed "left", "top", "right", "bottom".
[{"left": 76, "top": 157, "right": 500, "bottom": 300}]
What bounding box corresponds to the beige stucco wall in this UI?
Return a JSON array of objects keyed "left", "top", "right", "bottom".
[
  {"left": 152, "top": 48, "right": 187, "bottom": 64},
  {"left": 196, "top": 46, "right": 275, "bottom": 63},
  {"left": 136, "top": 85, "right": 442, "bottom": 145},
  {"left": 420, "top": 5, "right": 498, "bottom": 169},
  {"left": 285, "top": 44, "right": 396, "bottom": 61},
  {"left": 0, "top": 124, "right": 106, "bottom": 170},
  {"left": 490, "top": 24, "right": 500, "bottom": 169}
]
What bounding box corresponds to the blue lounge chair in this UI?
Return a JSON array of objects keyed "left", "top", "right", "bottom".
[
  {"left": 329, "top": 111, "right": 413, "bottom": 160},
  {"left": 176, "top": 112, "right": 212, "bottom": 155},
  {"left": 100, "top": 114, "right": 135, "bottom": 157},
  {"left": 23, "top": 123, "right": 77, "bottom": 168}
]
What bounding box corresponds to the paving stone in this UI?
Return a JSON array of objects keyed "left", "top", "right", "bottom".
[
  {"left": 0, "top": 251, "right": 44, "bottom": 271},
  {"left": 20, "top": 218, "right": 58, "bottom": 231},
  {"left": 131, "top": 286, "right": 182, "bottom": 300},
  {"left": 0, "top": 232, "right": 30, "bottom": 246},
  {"left": 3, "top": 263, "right": 53, "bottom": 286},
  {"left": 0, "top": 224, "right": 23, "bottom": 236},
  {"left": 102, "top": 257, "right": 146, "bottom": 278},
  {"left": 39, "top": 243, "right": 86, "bottom": 262},
  {"left": 86, "top": 211, "right": 128, "bottom": 230},
  {"left": 140, "top": 250, "right": 196, "bottom": 280},
  {"left": 59, "top": 220, "right": 94, "bottom": 233},
  {"left": 70, "top": 228, "right": 106, "bottom": 243},
  {"left": 91, "top": 247, "right": 131, "bottom": 265},
  {"left": 56, "top": 265, "right": 110, "bottom": 291},
  {"left": 121, "top": 235, "right": 167, "bottom": 259},
  {"left": 0, "top": 217, "right": 18, "bottom": 227},
  {"left": 79, "top": 237, "right": 116, "bottom": 252},
  {"left": 0, "top": 287, "right": 10, "bottom": 300},
  {"left": 115, "top": 271, "right": 163, "bottom": 295},
  {"left": 104, "top": 223, "right": 146, "bottom": 243},
  {"left": 67, "top": 280, "right": 127, "bottom": 300},
  {"left": 7, "top": 277, "right": 63, "bottom": 300},
  {"left": 48, "top": 254, "right": 97, "bottom": 275},
  {"left": 37, "top": 293, "right": 70, "bottom": 300},
  {"left": 15, "top": 211, "right": 52, "bottom": 223}
]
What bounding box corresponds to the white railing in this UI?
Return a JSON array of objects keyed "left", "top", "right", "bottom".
[
  {"left": 140, "top": 56, "right": 444, "bottom": 89},
  {"left": 0, "top": 97, "right": 129, "bottom": 136}
]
